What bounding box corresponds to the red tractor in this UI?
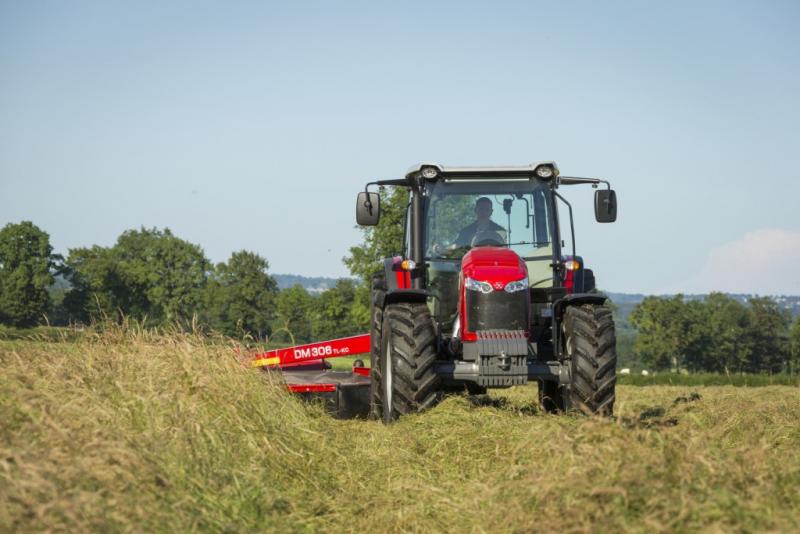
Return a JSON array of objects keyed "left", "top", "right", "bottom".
[
  {"left": 253, "top": 162, "right": 618, "bottom": 422},
  {"left": 356, "top": 162, "right": 618, "bottom": 422}
]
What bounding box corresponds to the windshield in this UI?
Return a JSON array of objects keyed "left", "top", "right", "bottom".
[{"left": 424, "top": 180, "right": 554, "bottom": 261}]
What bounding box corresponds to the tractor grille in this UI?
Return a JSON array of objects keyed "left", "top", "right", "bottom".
[{"left": 465, "top": 288, "right": 528, "bottom": 333}]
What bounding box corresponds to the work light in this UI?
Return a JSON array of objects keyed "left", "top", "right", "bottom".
[
  {"left": 535, "top": 165, "right": 554, "bottom": 179},
  {"left": 421, "top": 166, "right": 439, "bottom": 179}
]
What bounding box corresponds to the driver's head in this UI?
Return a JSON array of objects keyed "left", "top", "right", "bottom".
[{"left": 475, "top": 197, "right": 493, "bottom": 223}]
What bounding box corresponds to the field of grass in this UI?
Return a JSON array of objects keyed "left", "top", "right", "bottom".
[
  {"left": 619, "top": 372, "right": 800, "bottom": 387},
  {"left": 2, "top": 330, "right": 799, "bottom": 532}
]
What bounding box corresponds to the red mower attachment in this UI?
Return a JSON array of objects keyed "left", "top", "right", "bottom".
[
  {"left": 251, "top": 334, "right": 370, "bottom": 368},
  {"left": 250, "top": 334, "right": 372, "bottom": 419}
]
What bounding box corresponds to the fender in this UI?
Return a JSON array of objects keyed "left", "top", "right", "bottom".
[
  {"left": 553, "top": 292, "right": 608, "bottom": 322},
  {"left": 382, "top": 289, "right": 429, "bottom": 308}
]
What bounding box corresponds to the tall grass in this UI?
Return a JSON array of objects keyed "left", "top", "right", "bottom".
[{"left": 2, "top": 330, "right": 799, "bottom": 532}]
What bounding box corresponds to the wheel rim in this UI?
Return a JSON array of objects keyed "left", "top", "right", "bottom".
[
  {"left": 384, "top": 335, "right": 393, "bottom": 421},
  {"left": 563, "top": 323, "right": 574, "bottom": 357}
]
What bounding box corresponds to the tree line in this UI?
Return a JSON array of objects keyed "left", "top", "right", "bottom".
[
  {"left": 630, "top": 293, "right": 800, "bottom": 374},
  {"left": 3, "top": 208, "right": 800, "bottom": 370},
  {"left": 0, "top": 221, "right": 366, "bottom": 342}
]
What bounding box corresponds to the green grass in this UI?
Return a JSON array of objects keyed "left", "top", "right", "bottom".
[
  {"left": 0, "top": 324, "right": 85, "bottom": 342},
  {"left": 619, "top": 372, "right": 800, "bottom": 387},
  {"left": 328, "top": 355, "right": 371, "bottom": 371},
  {"left": 2, "top": 331, "right": 799, "bottom": 532}
]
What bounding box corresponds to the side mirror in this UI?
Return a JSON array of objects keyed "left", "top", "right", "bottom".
[
  {"left": 356, "top": 192, "right": 380, "bottom": 226},
  {"left": 594, "top": 189, "right": 617, "bottom": 223}
]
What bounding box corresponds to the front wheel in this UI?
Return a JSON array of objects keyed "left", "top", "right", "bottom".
[
  {"left": 368, "top": 273, "right": 386, "bottom": 420},
  {"left": 539, "top": 304, "right": 616, "bottom": 416},
  {"left": 379, "top": 302, "right": 440, "bottom": 424},
  {"left": 563, "top": 304, "right": 617, "bottom": 416}
]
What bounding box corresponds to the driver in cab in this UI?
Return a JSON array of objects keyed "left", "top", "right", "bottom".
[{"left": 455, "top": 197, "right": 507, "bottom": 247}]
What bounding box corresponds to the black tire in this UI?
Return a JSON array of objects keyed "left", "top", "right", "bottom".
[
  {"left": 368, "top": 273, "right": 386, "bottom": 420},
  {"left": 562, "top": 304, "right": 617, "bottom": 416},
  {"left": 537, "top": 380, "right": 564, "bottom": 413},
  {"left": 379, "top": 302, "right": 440, "bottom": 424}
]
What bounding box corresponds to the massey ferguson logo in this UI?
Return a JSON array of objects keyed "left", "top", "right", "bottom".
[{"left": 493, "top": 281, "right": 505, "bottom": 290}]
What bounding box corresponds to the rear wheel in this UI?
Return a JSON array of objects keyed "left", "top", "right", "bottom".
[
  {"left": 562, "top": 304, "right": 616, "bottom": 416},
  {"left": 379, "top": 302, "right": 440, "bottom": 424}
]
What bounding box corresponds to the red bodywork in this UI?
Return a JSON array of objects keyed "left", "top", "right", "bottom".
[
  {"left": 563, "top": 268, "right": 575, "bottom": 293},
  {"left": 288, "top": 383, "right": 338, "bottom": 393},
  {"left": 391, "top": 256, "right": 412, "bottom": 288},
  {"left": 458, "top": 247, "right": 529, "bottom": 342}
]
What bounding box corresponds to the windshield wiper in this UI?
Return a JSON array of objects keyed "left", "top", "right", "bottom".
[{"left": 507, "top": 240, "right": 551, "bottom": 247}]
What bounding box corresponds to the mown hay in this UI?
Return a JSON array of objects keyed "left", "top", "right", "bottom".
[{"left": 1, "top": 332, "right": 799, "bottom": 532}]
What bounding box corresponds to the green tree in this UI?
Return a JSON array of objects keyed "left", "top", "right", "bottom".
[
  {"left": 790, "top": 316, "right": 800, "bottom": 375},
  {"left": 629, "top": 295, "right": 701, "bottom": 371},
  {"left": 272, "top": 285, "right": 313, "bottom": 343},
  {"left": 747, "top": 296, "right": 791, "bottom": 373},
  {"left": 681, "top": 300, "right": 713, "bottom": 372},
  {"left": 312, "top": 278, "right": 361, "bottom": 340},
  {"left": 0, "top": 221, "right": 58, "bottom": 327},
  {"left": 65, "top": 228, "right": 210, "bottom": 324},
  {"left": 702, "top": 293, "right": 753, "bottom": 373},
  {"left": 343, "top": 186, "right": 407, "bottom": 283},
  {"left": 64, "top": 245, "right": 130, "bottom": 322},
  {"left": 202, "top": 251, "right": 278, "bottom": 338}
]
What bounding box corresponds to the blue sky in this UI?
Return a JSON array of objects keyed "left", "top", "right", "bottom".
[{"left": 1, "top": 1, "right": 799, "bottom": 294}]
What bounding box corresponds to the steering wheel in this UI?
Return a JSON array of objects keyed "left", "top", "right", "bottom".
[{"left": 471, "top": 231, "right": 505, "bottom": 247}]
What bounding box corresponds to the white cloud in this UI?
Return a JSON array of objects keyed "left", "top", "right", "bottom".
[{"left": 664, "top": 229, "right": 800, "bottom": 295}]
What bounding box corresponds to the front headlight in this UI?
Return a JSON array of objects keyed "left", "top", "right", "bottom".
[
  {"left": 465, "top": 277, "right": 493, "bottom": 294},
  {"left": 504, "top": 279, "right": 529, "bottom": 293}
]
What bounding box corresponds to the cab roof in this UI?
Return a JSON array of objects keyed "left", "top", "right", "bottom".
[{"left": 405, "top": 161, "right": 559, "bottom": 180}]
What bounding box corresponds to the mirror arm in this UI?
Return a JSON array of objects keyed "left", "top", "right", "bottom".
[
  {"left": 559, "top": 176, "right": 611, "bottom": 189},
  {"left": 362, "top": 177, "right": 410, "bottom": 215}
]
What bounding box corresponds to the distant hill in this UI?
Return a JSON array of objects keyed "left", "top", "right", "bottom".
[{"left": 272, "top": 274, "right": 343, "bottom": 293}]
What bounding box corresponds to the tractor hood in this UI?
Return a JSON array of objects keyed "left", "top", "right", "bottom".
[{"left": 461, "top": 247, "right": 528, "bottom": 289}]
